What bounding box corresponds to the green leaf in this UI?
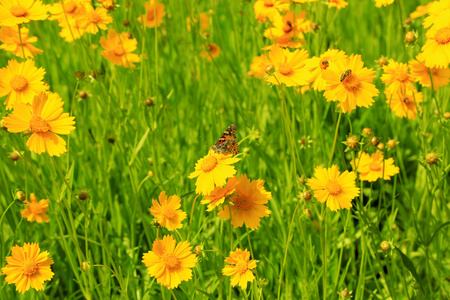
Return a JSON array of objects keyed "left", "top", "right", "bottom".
[
  {"left": 394, "top": 246, "right": 425, "bottom": 294},
  {"left": 128, "top": 127, "right": 150, "bottom": 167}
]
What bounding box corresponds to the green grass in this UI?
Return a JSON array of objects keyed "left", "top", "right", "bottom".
[{"left": 0, "top": 0, "right": 449, "bottom": 299}]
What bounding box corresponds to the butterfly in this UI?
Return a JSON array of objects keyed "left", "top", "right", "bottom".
[{"left": 210, "top": 124, "right": 239, "bottom": 155}]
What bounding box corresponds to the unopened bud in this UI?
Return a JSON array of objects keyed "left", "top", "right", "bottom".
[
  {"left": 145, "top": 98, "right": 154, "bottom": 107},
  {"left": 302, "top": 191, "right": 312, "bottom": 201},
  {"left": 10, "top": 152, "right": 20, "bottom": 161},
  {"left": 425, "top": 153, "right": 438, "bottom": 165},
  {"left": 346, "top": 137, "right": 359, "bottom": 149},
  {"left": 404, "top": 31, "right": 415, "bottom": 43},
  {"left": 265, "top": 64, "right": 275, "bottom": 74},
  {"left": 152, "top": 219, "right": 160, "bottom": 227},
  {"left": 371, "top": 136, "right": 380, "bottom": 147},
  {"left": 387, "top": 139, "right": 396, "bottom": 149},
  {"left": 126, "top": 32, "right": 133, "bottom": 39},
  {"left": 79, "top": 190, "right": 89, "bottom": 201},
  {"left": 362, "top": 128, "right": 372, "bottom": 136},
  {"left": 148, "top": 170, "right": 155, "bottom": 177},
  {"left": 194, "top": 246, "right": 202, "bottom": 256},
  {"left": 443, "top": 112, "right": 450, "bottom": 119},
  {"left": 79, "top": 90, "right": 87, "bottom": 99},
  {"left": 74, "top": 71, "right": 85, "bottom": 80},
  {"left": 377, "top": 57, "right": 387, "bottom": 67},
  {"left": 305, "top": 208, "right": 312, "bottom": 217},
  {"left": 380, "top": 241, "right": 389, "bottom": 252},
  {"left": 341, "top": 289, "right": 350, "bottom": 297},
  {"left": 81, "top": 261, "right": 90, "bottom": 272},
  {"left": 123, "top": 19, "right": 130, "bottom": 27},
  {"left": 404, "top": 17, "right": 412, "bottom": 25},
  {"left": 108, "top": 136, "right": 115, "bottom": 144},
  {"left": 16, "top": 191, "right": 26, "bottom": 202},
  {"left": 311, "top": 22, "right": 319, "bottom": 31},
  {"left": 377, "top": 143, "right": 385, "bottom": 151}
]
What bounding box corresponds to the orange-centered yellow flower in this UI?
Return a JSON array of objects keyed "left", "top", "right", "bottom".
[
  {"left": 385, "top": 87, "right": 423, "bottom": 120},
  {"left": 21, "top": 193, "right": 50, "bottom": 223},
  {"left": 189, "top": 150, "right": 240, "bottom": 196},
  {"left": 217, "top": 174, "right": 272, "bottom": 229},
  {"left": 374, "top": 0, "right": 395, "bottom": 8},
  {"left": 327, "top": 0, "right": 348, "bottom": 9},
  {"left": 381, "top": 59, "right": 415, "bottom": 94},
  {"left": 305, "top": 49, "right": 348, "bottom": 91},
  {"left": 422, "top": 11, "right": 450, "bottom": 68},
  {"left": 307, "top": 165, "right": 360, "bottom": 212},
  {"left": 351, "top": 152, "right": 400, "bottom": 182},
  {"left": 138, "top": 0, "right": 166, "bottom": 28},
  {"left": 142, "top": 235, "right": 197, "bottom": 289},
  {"left": 202, "top": 176, "right": 238, "bottom": 211},
  {"left": 150, "top": 191, "right": 187, "bottom": 231},
  {"left": 100, "top": 29, "right": 141, "bottom": 68},
  {"left": 410, "top": 3, "right": 433, "bottom": 19},
  {"left": 1, "top": 243, "right": 54, "bottom": 294},
  {"left": 222, "top": 248, "right": 257, "bottom": 289},
  {"left": 200, "top": 42, "right": 221, "bottom": 62},
  {"left": 409, "top": 54, "right": 450, "bottom": 90},
  {"left": 75, "top": 4, "right": 112, "bottom": 34},
  {"left": 253, "top": 0, "right": 289, "bottom": 23},
  {"left": 0, "top": 59, "right": 47, "bottom": 109},
  {"left": 264, "top": 11, "right": 310, "bottom": 41},
  {"left": 0, "top": 0, "right": 48, "bottom": 26},
  {"left": 323, "top": 54, "right": 379, "bottom": 113},
  {"left": 2, "top": 92, "right": 76, "bottom": 156},
  {"left": 262, "top": 44, "right": 309, "bottom": 87},
  {"left": 0, "top": 26, "right": 42, "bottom": 58}
]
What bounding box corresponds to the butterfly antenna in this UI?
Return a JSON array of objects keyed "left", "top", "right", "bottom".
[{"left": 199, "top": 136, "right": 211, "bottom": 146}]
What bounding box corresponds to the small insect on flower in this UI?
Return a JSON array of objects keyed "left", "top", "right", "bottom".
[{"left": 340, "top": 69, "right": 352, "bottom": 82}]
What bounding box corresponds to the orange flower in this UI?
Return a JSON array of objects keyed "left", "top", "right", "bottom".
[
  {"left": 222, "top": 248, "right": 257, "bottom": 289},
  {"left": 1, "top": 243, "right": 54, "bottom": 294},
  {"left": 138, "top": 0, "right": 166, "bottom": 28},
  {"left": 351, "top": 152, "right": 400, "bottom": 182},
  {"left": 150, "top": 192, "right": 187, "bottom": 231},
  {"left": 2, "top": 92, "right": 76, "bottom": 156},
  {"left": 385, "top": 87, "right": 423, "bottom": 120},
  {"left": 142, "top": 235, "right": 197, "bottom": 289},
  {"left": 217, "top": 174, "right": 271, "bottom": 229},
  {"left": 200, "top": 43, "right": 221, "bottom": 61},
  {"left": 100, "top": 30, "right": 141, "bottom": 68},
  {"left": 21, "top": 193, "right": 50, "bottom": 223},
  {"left": 264, "top": 11, "right": 311, "bottom": 41},
  {"left": 101, "top": 0, "right": 115, "bottom": 10},
  {"left": 0, "top": 26, "right": 42, "bottom": 58},
  {"left": 381, "top": 59, "right": 415, "bottom": 94},
  {"left": 305, "top": 49, "right": 348, "bottom": 91},
  {"left": 201, "top": 176, "right": 238, "bottom": 211},
  {"left": 409, "top": 54, "right": 450, "bottom": 90},
  {"left": 0, "top": 0, "right": 48, "bottom": 26},
  {"left": 75, "top": 4, "right": 112, "bottom": 34},
  {"left": 253, "top": 0, "right": 290, "bottom": 23}
]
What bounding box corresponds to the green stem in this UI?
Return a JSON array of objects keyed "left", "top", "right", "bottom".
[
  {"left": 329, "top": 109, "right": 343, "bottom": 167},
  {"left": 17, "top": 25, "right": 26, "bottom": 58}
]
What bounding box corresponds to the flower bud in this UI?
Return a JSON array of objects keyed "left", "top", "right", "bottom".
[
  {"left": 425, "top": 153, "right": 438, "bottom": 165},
  {"left": 264, "top": 64, "right": 275, "bottom": 74},
  {"left": 79, "top": 90, "right": 88, "bottom": 99},
  {"left": 362, "top": 127, "right": 372, "bottom": 136},
  {"left": 108, "top": 136, "right": 115, "bottom": 144},
  {"left": 404, "top": 31, "right": 415, "bottom": 43},
  {"left": 387, "top": 139, "right": 396, "bottom": 149},
  {"left": 79, "top": 190, "right": 89, "bottom": 201},
  {"left": 148, "top": 170, "right": 155, "bottom": 177},
  {"left": 81, "top": 262, "right": 90, "bottom": 272},
  {"left": 377, "top": 143, "right": 385, "bottom": 151},
  {"left": 305, "top": 208, "right": 312, "bottom": 217},
  {"left": 152, "top": 219, "right": 160, "bottom": 228},
  {"left": 346, "top": 137, "right": 359, "bottom": 149},
  {"left": 380, "top": 241, "right": 389, "bottom": 252},
  {"left": 74, "top": 71, "right": 85, "bottom": 80},
  {"left": 444, "top": 112, "right": 450, "bottom": 119},
  {"left": 298, "top": 177, "right": 306, "bottom": 185},
  {"left": 311, "top": 22, "right": 319, "bottom": 31},
  {"left": 123, "top": 19, "right": 130, "bottom": 27},
  {"left": 243, "top": 147, "right": 250, "bottom": 155},
  {"left": 404, "top": 17, "right": 412, "bottom": 25},
  {"left": 10, "top": 152, "right": 20, "bottom": 161},
  {"left": 302, "top": 191, "right": 312, "bottom": 201},
  {"left": 126, "top": 32, "right": 133, "bottom": 39},
  {"left": 194, "top": 246, "right": 202, "bottom": 256},
  {"left": 341, "top": 289, "right": 350, "bottom": 297},
  {"left": 371, "top": 136, "right": 380, "bottom": 147},
  {"left": 377, "top": 57, "right": 387, "bottom": 67},
  {"left": 16, "top": 191, "right": 26, "bottom": 202},
  {"left": 145, "top": 98, "right": 154, "bottom": 107}
]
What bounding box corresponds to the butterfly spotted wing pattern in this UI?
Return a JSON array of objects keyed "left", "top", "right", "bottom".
[{"left": 211, "top": 124, "right": 239, "bottom": 155}]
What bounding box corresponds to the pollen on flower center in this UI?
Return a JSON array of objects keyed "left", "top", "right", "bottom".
[
  {"left": 10, "top": 6, "right": 27, "bottom": 17},
  {"left": 325, "top": 180, "right": 342, "bottom": 196},
  {"left": 23, "top": 260, "right": 38, "bottom": 275},
  {"left": 30, "top": 116, "right": 51, "bottom": 133},
  {"left": 342, "top": 74, "right": 360, "bottom": 91},
  {"left": 10, "top": 75, "right": 29, "bottom": 92},
  {"left": 201, "top": 156, "right": 218, "bottom": 172},
  {"left": 236, "top": 196, "right": 252, "bottom": 210},
  {"left": 162, "top": 254, "right": 180, "bottom": 270},
  {"left": 282, "top": 21, "right": 292, "bottom": 33},
  {"left": 236, "top": 261, "right": 248, "bottom": 274},
  {"left": 369, "top": 162, "right": 381, "bottom": 171},
  {"left": 264, "top": 0, "right": 274, "bottom": 8},
  {"left": 396, "top": 71, "right": 409, "bottom": 82},
  {"left": 434, "top": 27, "right": 450, "bottom": 45},
  {"left": 113, "top": 46, "right": 124, "bottom": 56},
  {"left": 88, "top": 13, "right": 101, "bottom": 23},
  {"left": 402, "top": 96, "right": 410, "bottom": 103},
  {"left": 162, "top": 207, "right": 176, "bottom": 219},
  {"left": 278, "top": 65, "right": 293, "bottom": 76}
]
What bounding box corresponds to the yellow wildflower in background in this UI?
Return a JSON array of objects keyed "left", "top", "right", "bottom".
[
  {"left": 381, "top": 59, "right": 415, "bottom": 94},
  {"left": 201, "top": 176, "right": 238, "bottom": 211},
  {"left": 48, "top": 0, "right": 88, "bottom": 42},
  {"left": 352, "top": 152, "right": 400, "bottom": 182},
  {"left": 374, "top": 0, "right": 395, "bottom": 8},
  {"left": 222, "top": 248, "right": 257, "bottom": 289},
  {"left": 218, "top": 174, "right": 271, "bottom": 229},
  {"left": 262, "top": 44, "right": 309, "bottom": 87},
  {"left": 307, "top": 165, "right": 360, "bottom": 212},
  {"left": 323, "top": 54, "right": 379, "bottom": 113},
  {"left": 327, "top": 0, "right": 348, "bottom": 9},
  {"left": 100, "top": 30, "right": 141, "bottom": 68},
  {"left": 254, "top": 0, "right": 289, "bottom": 23},
  {"left": 248, "top": 55, "right": 266, "bottom": 78},
  {"left": 423, "top": 1, "right": 449, "bottom": 29},
  {"left": 200, "top": 43, "right": 221, "bottom": 61},
  {"left": 142, "top": 235, "right": 197, "bottom": 289},
  {"left": 410, "top": 3, "right": 433, "bottom": 19},
  {"left": 75, "top": 4, "right": 112, "bottom": 34},
  {"left": 150, "top": 192, "right": 187, "bottom": 231},
  {"left": 0, "top": 59, "right": 47, "bottom": 109},
  {"left": 138, "top": 0, "right": 166, "bottom": 28},
  {"left": 385, "top": 88, "right": 423, "bottom": 120},
  {"left": 264, "top": 11, "right": 310, "bottom": 41},
  {"left": 422, "top": 11, "right": 450, "bottom": 68},
  {"left": 2, "top": 92, "right": 76, "bottom": 156},
  {"left": 305, "top": 49, "right": 348, "bottom": 91},
  {"left": 21, "top": 193, "right": 50, "bottom": 223},
  {"left": 0, "top": 26, "right": 42, "bottom": 58},
  {"left": 1, "top": 243, "right": 54, "bottom": 294},
  {"left": 409, "top": 54, "right": 450, "bottom": 90},
  {"left": 186, "top": 12, "right": 209, "bottom": 32},
  {"left": 0, "top": 0, "right": 48, "bottom": 26},
  {"left": 189, "top": 150, "right": 240, "bottom": 196}
]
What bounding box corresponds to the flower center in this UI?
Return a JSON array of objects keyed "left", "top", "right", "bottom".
[
  {"left": 162, "top": 254, "right": 180, "bottom": 270},
  {"left": 264, "top": 0, "right": 274, "bottom": 8},
  {"left": 23, "top": 260, "right": 38, "bottom": 275},
  {"left": 30, "top": 116, "right": 50, "bottom": 133},
  {"left": 342, "top": 74, "right": 360, "bottom": 91},
  {"left": 201, "top": 156, "right": 218, "bottom": 172},
  {"left": 113, "top": 46, "right": 124, "bottom": 56},
  {"left": 278, "top": 64, "right": 293, "bottom": 76},
  {"left": 65, "top": 3, "right": 77, "bottom": 13},
  {"left": 283, "top": 21, "right": 293, "bottom": 33},
  {"left": 434, "top": 27, "right": 450, "bottom": 45},
  {"left": 319, "top": 58, "right": 330, "bottom": 70},
  {"left": 10, "top": 6, "right": 27, "bottom": 17},
  {"left": 235, "top": 196, "right": 252, "bottom": 210},
  {"left": 88, "top": 13, "right": 101, "bottom": 24},
  {"left": 10, "top": 75, "right": 29, "bottom": 92},
  {"left": 162, "top": 207, "right": 176, "bottom": 219},
  {"left": 395, "top": 70, "right": 409, "bottom": 82},
  {"left": 325, "top": 180, "right": 342, "bottom": 196},
  {"left": 147, "top": 9, "right": 155, "bottom": 21},
  {"left": 402, "top": 96, "right": 410, "bottom": 103},
  {"left": 369, "top": 162, "right": 381, "bottom": 171},
  {"left": 236, "top": 261, "right": 248, "bottom": 275}
]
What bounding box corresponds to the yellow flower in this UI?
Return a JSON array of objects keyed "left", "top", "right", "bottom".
[
  {"left": 150, "top": 192, "right": 187, "bottom": 231},
  {"left": 253, "top": 0, "right": 289, "bottom": 23},
  {"left": 187, "top": 12, "right": 209, "bottom": 32},
  {"left": 189, "top": 150, "right": 240, "bottom": 196},
  {"left": 21, "top": 193, "right": 50, "bottom": 223},
  {"left": 0, "top": 0, "right": 48, "bottom": 26},
  {"left": 422, "top": 12, "right": 450, "bottom": 68},
  {"left": 409, "top": 54, "right": 450, "bottom": 90},
  {"left": 327, "top": 0, "right": 348, "bottom": 9},
  {"left": 323, "top": 54, "right": 379, "bottom": 113},
  {"left": 142, "top": 235, "right": 197, "bottom": 289},
  {"left": 423, "top": 1, "right": 449, "bottom": 29},
  {"left": 217, "top": 174, "right": 271, "bottom": 229},
  {"left": 247, "top": 55, "right": 266, "bottom": 78},
  {"left": 100, "top": 0, "right": 115, "bottom": 10},
  {"left": 307, "top": 165, "right": 360, "bottom": 212},
  {"left": 138, "top": 0, "right": 166, "bottom": 28},
  {"left": 262, "top": 44, "right": 309, "bottom": 87},
  {"left": 0, "top": 59, "right": 47, "bottom": 109},
  {"left": 374, "top": 0, "right": 395, "bottom": 8},
  {"left": 410, "top": 3, "right": 433, "bottom": 19},
  {"left": 200, "top": 42, "right": 221, "bottom": 62},
  {"left": 264, "top": 11, "right": 311, "bottom": 41},
  {"left": 292, "top": 0, "right": 318, "bottom": 3},
  {"left": 48, "top": 0, "right": 88, "bottom": 21},
  {"left": 381, "top": 59, "right": 415, "bottom": 94},
  {"left": 385, "top": 87, "right": 423, "bottom": 120},
  {"left": 222, "top": 248, "right": 257, "bottom": 290},
  {"left": 75, "top": 4, "right": 112, "bottom": 34},
  {"left": 261, "top": 38, "right": 306, "bottom": 50},
  {"left": 100, "top": 30, "right": 141, "bottom": 68},
  {"left": 0, "top": 26, "right": 42, "bottom": 58},
  {"left": 351, "top": 152, "right": 400, "bottom": 182},
  {"left": 1, "top": 243, "right": 54, "bottom": 294},
  {"left": 305, "top": 49, "right": 348, "bottom": 91},
  {"left": 201, "top": 176, "right": 238, "bottom": 211},
  {"left": 2, "top": 92, "right": 76, "bottom": 156}
]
